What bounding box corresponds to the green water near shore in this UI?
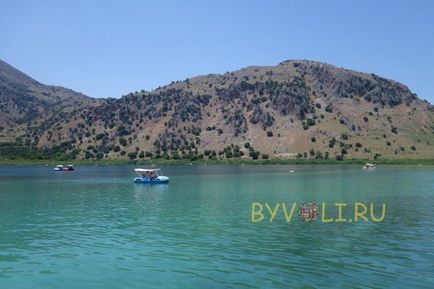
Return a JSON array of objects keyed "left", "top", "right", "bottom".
[{"left": 0, "top": 165, "right": 433, "bottom": 288}]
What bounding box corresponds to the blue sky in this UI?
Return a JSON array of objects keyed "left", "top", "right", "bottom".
[{"left": 1, "top": 0, "right": 433, "bottom": 103}]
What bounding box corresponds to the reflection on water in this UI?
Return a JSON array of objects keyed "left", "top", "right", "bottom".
[{"left": 0, "top": 165, "right": 433, "bottom": 288}]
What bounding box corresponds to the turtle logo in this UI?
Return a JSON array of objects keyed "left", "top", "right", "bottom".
[{"left": 298, "top": 202, "right": 320, "bottom": 222}]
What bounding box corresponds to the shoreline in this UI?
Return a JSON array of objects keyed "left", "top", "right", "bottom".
[{"left": 1, "top": 158, "right": 434, "bottom": 166}]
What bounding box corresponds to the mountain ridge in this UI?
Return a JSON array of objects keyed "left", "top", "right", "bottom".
[
  {"left": 0, "top": 59, "right": 103, "bottom": 142},
  {"left": 0, "top": 59, "right": 433, "bottom": 161}
]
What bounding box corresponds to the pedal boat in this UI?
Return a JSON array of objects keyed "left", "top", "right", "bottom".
[
  {"left": 53, "top": 165, "right": 64, "bottom": 171},
  {"left": 363, "top": 163, "right": 376, "bottom": 170},
  {"left": 133, "top": 168, "right": 169, "bottom": 184}
]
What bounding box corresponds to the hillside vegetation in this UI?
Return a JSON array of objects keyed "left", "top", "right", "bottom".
[{"left": 1, "top": 59, "right": 433, "bottom": 162}]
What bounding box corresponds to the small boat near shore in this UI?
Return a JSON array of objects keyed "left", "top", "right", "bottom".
[
  {"left": 53, "top": 164, "right": 74, "bottom": 171},
  {"left": 53, "top": 165, "right": 63, "bottom": 171},
  {"left": 133, "top": 168, "right": 169, "bottom": 184},
  {"left": 363, "top": 163, "right": 376, "bottom": 170},
  {"left": 64, "top": 165, "right": 74, "bottom": 171}
]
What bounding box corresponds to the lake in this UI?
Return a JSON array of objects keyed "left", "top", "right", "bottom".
[{"left": 0, "top": 165, "right": 433, "bottom": 288}]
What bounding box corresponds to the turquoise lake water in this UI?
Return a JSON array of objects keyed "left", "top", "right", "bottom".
[{"left": 0, "top": 165, "right": 433, "bottom": 289}]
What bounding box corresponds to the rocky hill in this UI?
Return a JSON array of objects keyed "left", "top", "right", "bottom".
[
  {"left": 0, "top": 59, "right": 102, "bottom": 142},
  {"left": 1, "top": 59, "right": 433, "bottom": 161}
]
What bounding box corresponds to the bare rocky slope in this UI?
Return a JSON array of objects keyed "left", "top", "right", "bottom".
[{"left": 1, "top": 59, "right": 433, "bottom": 161}]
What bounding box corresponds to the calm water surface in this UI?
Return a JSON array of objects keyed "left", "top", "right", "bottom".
[{"left": 0, "top": 165, "right": 433, "bottom": 289}]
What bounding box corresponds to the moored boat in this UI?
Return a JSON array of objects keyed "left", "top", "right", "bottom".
[
  {"left": 63, "top": 165, "right": 74, "bottom": 171},
  {"left": 53, "top": 164, "right": 74, "bottom": 171},
  {"left": 53, "top": 165, "right": 64, "bottom": 171},
  {"left": 133, "top": 168, "right": 169, "bottom": 184},
  {"left": 363, "top": 163, "right": 376, "bottom": 170}
]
